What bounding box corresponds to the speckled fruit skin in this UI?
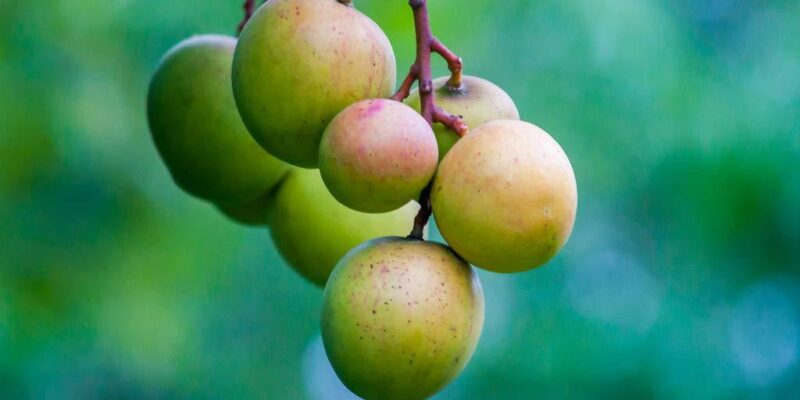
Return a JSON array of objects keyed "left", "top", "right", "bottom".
[
  {"left": 233, "top": 0, "right": 397, "bottom": 168},
  {"left": 147, "top": 35, "right": 289, "bottom": 205},
  {"left": 432, "top": 120, "right": 578, "bottom": 273},
  {"left": 269, "top": 169, "right": 423, "bottom": 287},
  {"left": 406, "top": 75, "right": 519, "bottom": 161},
  {"left": 319, "top": 99, "right": 438, "bottom": 213},
  {"left": 321, "top": 237, "right": 484, "bottom": 400}
]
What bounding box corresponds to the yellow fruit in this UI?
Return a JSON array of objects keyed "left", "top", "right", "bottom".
[
  {"left": 322, "top": 237, "right": 484, "bottom": 400},
  {"left": 432, "top": 120, "right": 577, "bottom": 272},
  {"left": 233, "top": 0, "right": 397, "bottom": 167},
  {"left": 406, "top": 75, "right": 519, "bottom": 161},
  {"left": 319, "top": 99, "right": 438, "bottom": 213}
]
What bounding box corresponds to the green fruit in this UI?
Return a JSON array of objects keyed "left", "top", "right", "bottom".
[
  {"left": 319, "top": 99, "right": 438, "bottom": 213},
  {"left": 147, "top": 35, "right": 288, "bottom": 205},
  {"left": 269, "top": 169, "right": 422, "bottom": 286},
  {"left": 216, "top": 189, "right": 276, "bottom": 226},
  {"left": 322, "top": 237, "right": 484, "bottom": 400},
  {"left": 406, "top": 75, "right": 519, "bottom": 161},
  {"left": 432, "top": 120, "right": 577, "bottom": 273},
  {"left": 233, "top": 0, "right": 397, "bottom": 168}
]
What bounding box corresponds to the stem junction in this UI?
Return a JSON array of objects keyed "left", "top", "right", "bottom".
[
  {"left": 236, "top": 0, "right": 465, "bottom": 239},
  {"left": 396, "top": 0, "right": 468, "bottom": 239}
]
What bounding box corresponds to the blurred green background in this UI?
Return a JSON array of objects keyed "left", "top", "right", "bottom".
[{"left": 2, "top": 0, "right": 799, "bottom": 398}]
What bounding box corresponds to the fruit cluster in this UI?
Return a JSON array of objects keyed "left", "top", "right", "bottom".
[{"left": 146, "top": 0, "right": 577, "bottom": 398}]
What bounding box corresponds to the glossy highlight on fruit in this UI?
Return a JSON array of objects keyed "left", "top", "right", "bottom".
[
  {"left": 322, "top": 237, "right": 484, "bottom": 400},
  {"left": 233, "top": 0, "right": 397, "bottom": 167},
  {"left": 319, "top": 99, "right": 438, "bottom": 213},
  {"left": 406, "top": 75, "right": 519, "bottom": 161},
  {"left": 147, "top": 35, "right": 289, "bottom": 205},
  {"left": 432, "top": 120, "right": 578, "bottom": 273},
  {"left": 269, "top": 169, "right": 422, "bottom": 286}
]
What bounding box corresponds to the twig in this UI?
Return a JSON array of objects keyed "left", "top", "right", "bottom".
[
  {"left": 391, "top": 64, "right": 420, "bottom": 102},
  {"left": 433, "top": 107, "right": 468, "bottom": 137},
  {"left": 402, "top": 0, "right": 467, "bottom": 239},
  {"left": 237, "top": 0, "right": 256, "bottom": 35},
  {"left": 431, "top": 38, "right": 463, "bottom": 89},
  {"left": 409, "top": 185, "right": 433, "bottom": 240}
]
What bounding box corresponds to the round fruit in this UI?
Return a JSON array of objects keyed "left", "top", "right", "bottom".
[
  {"left": 406, "top": 75, "right": 519, "bottom": 161},
  {"left": 147, "top": 35, "right": 288, "bottom": 205},
  {"left": 233, "top": 0, "right": 397, "bottom": 168},
  {"left": 319, "top": 99, "right": 438, "bottom": 213},
  {"left": 269, "top": 169, "right": 422, "bottom": 286},
  {"left": 216, "top": 189, "right": 275, "bottom": 226},
  {"left": 322, "top": 237, "right": 484, "bottom": 400},
  {"left": 432, "top": 120, "right": 578, "bottom": 273}
]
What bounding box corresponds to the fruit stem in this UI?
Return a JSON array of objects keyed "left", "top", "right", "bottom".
[
  {"left": 434, "top": 106, "right": 468, "bottom": 137},
  {"left": 390, "top": 64, "right": 420, "bottom": 102},
  {"left": 391, "top": 0, "right": 467, "bottom": 135},
  {"left": 399, "top": 0, "right": 468, "bottom": 239},
  {"left": 409, "top": 184, "right": 433, "bottom": 240},
  {"left": 337, "top": 0, "right": 354, "bottom": 6},
  {"left": 237, "top": 0, "right": 256, "bottom": 35},
  {"left": 431, "top": 38, "right": 463, "bottom": 89}
]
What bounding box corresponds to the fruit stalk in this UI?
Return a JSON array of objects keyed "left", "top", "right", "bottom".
[
  {"left": 409, "top": 0, "right": 435, "bottom": 124},
  {"left": 409, "top": 184, "right": 432, "bottom": 239},
  {"left": 237, "top": 0, "right": 256, "bottom": 35},
  {"left": 399, "top": 0, "right": 466, "bottom": 239},
  {"left": 431, "top": 38, "right": 463, "bottom": 89}
]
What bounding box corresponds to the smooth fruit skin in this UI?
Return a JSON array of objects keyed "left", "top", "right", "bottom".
[
  {"left": 406, "top": 75, "right": 519, "bottom": 161},
  {"left": 432, "top": 120, "right": 578, "bottom": 273},
  {"left": 216, "top": 189, "right": 276, "bottom": 226},
  {"left": 319, "top": 99, "right": 438, "bottom": 213},
  {"left": 269, "top": 169, "right": 422, "bottom": 286},
  {"left": 321, "top": 237, "right": 484, "bottom": 400},
  {"left": 233, "top": 0, "right": 397, "bottom": 168},
  {"left": 147, "top": 35, "right": 289, "bottom": 205}
]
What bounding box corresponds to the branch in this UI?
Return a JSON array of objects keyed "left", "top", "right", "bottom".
[
  {"left": 391, "top": 63, "right": 420, "bottom": 102},
  {"left": 408, "top": 0, "right": 435, "bottom": 124},
  {"left": 433, "top": 107, "right": 468, "bottom": 137},
  {"left": 237, "top": 0, "right": 256, "bottom": 35},
  {"left": 403, "top": 0, "right": 467, "bottom": 239},
  {"left": 431, "top": 38, "right": 463, "bottom": 89},
  {"left": 408, "top": 184, "right": 432, "bottom": 240}
]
